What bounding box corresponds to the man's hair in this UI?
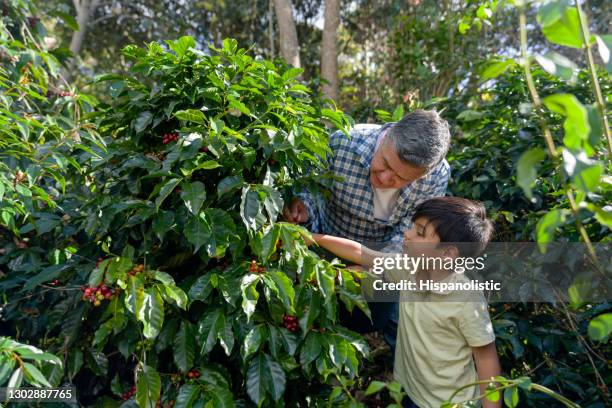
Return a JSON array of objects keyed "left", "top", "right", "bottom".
[
  {"left": 411, "top": 197, "right": 493, "bottom": 256},
  {"left": 385, "top": 109, "right": 451, "bottom": 171}
]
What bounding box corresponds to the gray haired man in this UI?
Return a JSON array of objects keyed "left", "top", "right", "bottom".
[{"left": 283, "top": 109, "right": 452, "bottom": 351}]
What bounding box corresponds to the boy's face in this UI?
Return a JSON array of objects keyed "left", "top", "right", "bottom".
[
  {"left": 403, "top": 217, "right": 441, "bottom": 257},
  {"left": 404, "top": 217, "right": 440, "bottom": 244}
]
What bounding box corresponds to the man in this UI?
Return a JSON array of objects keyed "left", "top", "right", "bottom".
[{"left": 283, "top": 109, "right": 452, "bottom": 352}]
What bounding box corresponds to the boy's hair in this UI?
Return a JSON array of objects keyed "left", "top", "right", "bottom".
[{"left": 411, "top": 197, "right": 493, "bottom": 256}]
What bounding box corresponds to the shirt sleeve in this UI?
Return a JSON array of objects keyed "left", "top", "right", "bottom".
[
  {"left": 459, "top": 299, "right": 496, "bottom": 348},
  {"left": 295, "top": 189, "right": 321, "bottom": 233}
]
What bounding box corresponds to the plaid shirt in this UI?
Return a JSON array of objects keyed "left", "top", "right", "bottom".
[{"left": 299, "top": 123, "right": 450, "bottom": 248}]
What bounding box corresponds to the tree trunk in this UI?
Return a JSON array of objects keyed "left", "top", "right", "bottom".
[
  {"left": 321, "top": 0, "right": 340, "bottom": 101},
  {"left": 272, "top": 0, "right": 301, "bottom": 68},
  {"left": 69, "top": 0, "right": 101, "bottom": 61}
]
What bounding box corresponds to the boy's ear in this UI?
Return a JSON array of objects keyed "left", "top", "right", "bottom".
[{"left": 442, "top": 245, "right": 459, "bottom": 258}]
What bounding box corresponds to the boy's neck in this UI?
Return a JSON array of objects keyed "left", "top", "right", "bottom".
[{"left": 419, "top": 268, "right": 452, "bottom": 282}]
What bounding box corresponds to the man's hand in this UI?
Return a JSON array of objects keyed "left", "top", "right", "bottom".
[{"left": 282, "top": 198, "right": 309, "bottom": 223}]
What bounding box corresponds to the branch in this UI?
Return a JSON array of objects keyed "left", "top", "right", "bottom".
[{"left": 574, "top": 0, "right": 612, "bottom": 158}]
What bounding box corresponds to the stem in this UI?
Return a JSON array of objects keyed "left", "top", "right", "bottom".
[
  {"left": 574, "top": 0, "right": 612, "bottom": 158},
  {"left": 449, "top": 378, "right": 581, "bottom": 408},
  {"left": 529, "top": 384, "right": 581, "bottom": 408},
  {"left": 519, "top": 11, "right": 557, "bottom": 157},
  {"left": 519, "top": 8, "right": 600, "bottom": 265}
]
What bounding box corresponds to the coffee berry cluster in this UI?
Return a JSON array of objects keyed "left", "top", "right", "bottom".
[
  {"left": 187, "top": 369, "right": 201, "bottom": 379},
  {"left": 129, "top": 264, "right": 145, "bottom": 276},
  {"left": 82, "top": 283, "right": 116, "bottom": 306},
  {"left": 283, "top": 315, "right": 299, "bottom": 332},
  {"left": 248, "top": 260, "right": 266, "bottom": 273},
  {"left": 162, "top": 132, "right": 179, "bottom": 144},
  {"left": 122, "top": 385, "right": 136, "bottom": 400}
]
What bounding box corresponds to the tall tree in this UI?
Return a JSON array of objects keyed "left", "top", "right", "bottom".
[
  {"left": 69, "top": 0, "right": 101, "bottom": 61},
  {"left": 273, "top": 0, "right": 301, "bottom": 67},
  {"left": 321, "top": 0, "right": 340, "bottom": 101}
]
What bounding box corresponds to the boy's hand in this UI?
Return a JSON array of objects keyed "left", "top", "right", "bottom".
[{"left": 282, "top": 198, "right": 309, "bottom": 223}]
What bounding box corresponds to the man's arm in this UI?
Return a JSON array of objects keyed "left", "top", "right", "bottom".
[
  {"left": 310, "top": 233, "right": 383, "bottom": 267},
  {"left": 472, "top": 342, "right": 502, "bottom": 408}
]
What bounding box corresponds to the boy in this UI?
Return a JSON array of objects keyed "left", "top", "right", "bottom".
[{"left": 308, "top": 197, "right": 501, "bottom": 408}]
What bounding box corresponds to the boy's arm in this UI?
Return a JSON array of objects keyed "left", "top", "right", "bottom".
[
  {"left": 472, "top": 342, "right": 502, "bottom": 408},
  {"left": 310, "top": 233, "right": 383, "bottom": 267}
]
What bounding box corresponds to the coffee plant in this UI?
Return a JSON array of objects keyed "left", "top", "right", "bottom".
[{"left": 0, "top": 4, "right": 374, "bottom": 401}]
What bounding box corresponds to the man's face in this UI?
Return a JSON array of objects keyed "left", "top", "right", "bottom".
[{"left": 370, "top": 136, "right": 427, "bottom": 189}]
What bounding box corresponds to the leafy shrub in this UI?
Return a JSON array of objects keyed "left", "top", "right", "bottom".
[
  {"left": 1, "top": 33, "right": 374, "bottom": 407},
  {"left": 435, "top": 67, "right": 612, "bottom": 407}
]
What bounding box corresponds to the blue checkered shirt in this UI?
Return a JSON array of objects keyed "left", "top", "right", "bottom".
[{"left": 298, "top": 123, "right": 450, "bottom": 248}]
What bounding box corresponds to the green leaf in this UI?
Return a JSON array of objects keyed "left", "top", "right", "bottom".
[
  {"left": 8, "top": 367, "right": 23, "bottom": 388},
  {"left": 480, "top": 59, "right": 516, "bottom": 81},
  {"left": 88, "top": 260, "right": 108, "bottom": 286},
  {"left": 197, "top": 309, "right": 223, "bottom": 354},
  {"left": 316, "top": 264, "right": 336, "bottom": 300},
  {"left": 503, "top": 387, "right": 519, "bottom": 408},
  {"left": 588, "top": 313, "right": 612, "bottom": 342},
  {"left": 22, "top": 362, "right": 52, "bottom": 387},
  {"left": 138, "top": 288, "right": 164, "bottom": 339},
  {"left": 240, "top": 187, "right": 266, "bottom": 231},
  {"left": 282, "top": 67, "right": 304, "bottom": 81},
  {"left": 536, "top": 209, "right": 567, "bottom": 245},
  {"left": 218, "top": 175, "right": 244, "bottom": 198},
  {"left": 181, "top": 181, "right": 206, "bottom": 215},
  {"left": 152, "top": 211, "right": 174, "bottom": 241},
  {"left": 364, "top": 380, "right": 386, "bottom": 396},
  {"left": 207, "top": 386, "right": 235, "bottom": 408},
  {"left": 516, "top": 148, "right": 545, "bottom": 200},
  {"left": 189, "top": 273, "right": 214, "bottom": 302},
  {"left": 246, "top": 353, "right": 286, "bottom": 404},
  {"left": 534, "top": 52, "right": 578, "bottom": 83},
  {"left": 586, "top": 203, "right": 612, "bottom": 228},
  {"left": 174, "top": 384, "right": 199, "bottom": 408},
  {"left": 300, "top": 332, "right": 322, "bottom": 366},
  {"left": 260, "top": 186, "right": 284, "bottom": 223},
  {"left": 485, "top": 382, "right": 500, "bottom": 402},
  {"left": 125, "top": 274, "right": 145, "bottom": 314},
  {"left": 391, "top": 105, "right": 404, "bottom": 122},
  {"left": 537, "top": 2, "right": 584, "bottom": 48},
  {"left": 595, "top": 35, "right": 612, "bottom": 73},
  {"left": 476, "top": 5, "right": 492, "bottom": 20},
  {"left": 155, "top": 178, "right": 182, "bottom": 209},
  {"left": 456, "top": 110, "right": 484, "bottom": 122},
  {"left": 161, "top": 284, "right": 188, "bottom": 309},
  {"left": 175, "top": 109, "right": 206, "bottom": 125},
  {"left": 562, "top": 149, "right": 602, "bottom": 192},
  {"left": 136, "top": 364, "right": 161, "bottom": 408},
  {"left": 243, "top": 325, "right": 266, "bottom": 362},
  {"left": 169, "top": 36, "right": 196, "bottom": 57},
  {"left": 174, "top": 322, "right": 196, "bottom": 372},
  {"left": 134, "top": 111, "right": 153, "bottom": 133},
  {"left": 253, "top": 225, "right": 280, "bottom": 262},
  {"left": 241, "top": 274, "right": 261, "bottom": 320},
  {"left": 51, "top": 11, "right": 79, "bottom": 31},
  {"left": 263, "top": 271, "right": 295, "bottom": 313},
  {"left": 543, "top": 94, "right": 590, "bottom": 150},
  {"left": 184, "top": 212, "right": 213, "bottom": 254}
]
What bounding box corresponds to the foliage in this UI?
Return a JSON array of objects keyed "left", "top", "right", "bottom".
[
  {"left": 0, "top": 22, "right": 376, "bottom": 405},
  {"left": 444, "top": 68, "right": 610, "bottom": 242},
  {"left": 0, "top": 337, "right": 63, "bottom": 388}
]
